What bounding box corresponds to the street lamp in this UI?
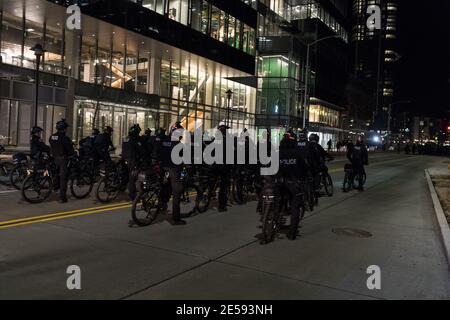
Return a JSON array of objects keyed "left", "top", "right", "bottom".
[
  {"left": 30, "top": 44, "right": 46, "bottom": 127},
  {"left": 226, "top": 89, "right": 233, "bottom": 127},
  {"left": 302, "top": 35, "right": 340, "bottom": 129}
]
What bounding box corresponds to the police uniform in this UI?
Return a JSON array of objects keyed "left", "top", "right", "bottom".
[
  {"left": 122, "top": 135, "right": 144, "bottom": 201},
  {"left": 158, "top": 134, "right": 183, "bottom": 223},
  {"left": 49, "top": 131, "right": 75, "bottom": 202},
  {"left": 278, "top": 138, "right": 308, "bottom": 239},
  {"left": 347, "top": 141, "right": 368, "bottom": 189},
  {"left": 31, "top": 135, "right": 50, "bottom": 160}
]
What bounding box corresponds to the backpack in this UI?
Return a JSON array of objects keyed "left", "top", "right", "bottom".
[{"left": 80, "top": 136, "right": 95, "bottom": 151}]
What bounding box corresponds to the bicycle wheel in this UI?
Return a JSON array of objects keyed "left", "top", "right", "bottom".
[
  {"left": 70, "top": 173, "right": 94, "bottom": 199},
  {"left": 180, "top": 184, "right": 200, "bottom": 216},
  {"left": 96, "top": 174, "right": 119, "bottom": 203},
  {"left": 0, "top": 162, "right": 13, "bottom": 185},
  {"left": 304, "top": 182, "right": 315, "bottom": 212},
  {"left": 131, "top": 190, "right": 161, "bottom": 226},
  {"left": 21, "top": 174, "right": 52, "bottom": 203},
  {"left": 10, "top": 164, "right": 29, "bottom": 190},
  {"left": 261, "top": 200, "right": 280, "bottom": 244},
  {"left": 343, "top": 173, "right": 352, "bottom": 192},
  {"left": 232, "top": 177, "right": 248, "bottom": 205},
  {"left": 192, "top": 184, "right": 208, "bottom": 214},
  {"left": 323, "top": 173, "right": 334, "bottom": 197}
]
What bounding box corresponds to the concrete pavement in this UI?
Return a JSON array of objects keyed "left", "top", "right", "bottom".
[{"left": 0, "top": 154, "right": 449, "bottom": 299}]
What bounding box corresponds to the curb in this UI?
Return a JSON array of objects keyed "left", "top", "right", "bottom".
[{"left": 425, "top": 169, "right": 450, "bottom": 270}]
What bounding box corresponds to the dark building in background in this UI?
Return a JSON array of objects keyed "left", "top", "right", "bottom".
[{"left": 351, "top": 0, "right": 399, "bottom": 131}]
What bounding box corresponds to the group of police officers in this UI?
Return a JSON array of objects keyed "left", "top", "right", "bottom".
[{"left": 29, "top": 119, "right": 369, "bottom": 235}]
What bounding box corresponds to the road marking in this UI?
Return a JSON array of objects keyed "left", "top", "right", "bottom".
[
  {"left": 0, "top": 190, "right": 19, "bottom": 195},
  {"left": 0, "top": 202, "right": 131, "bottom": 229},
  {"left": 0, "top": 204, "right": 131, "bottom": 230},
  {"left": 328, "top": 157, "right": 405, "bottom": 173}
]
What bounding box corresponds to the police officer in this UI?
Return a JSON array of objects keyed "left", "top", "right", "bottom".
[
  {"left": 215, "top": 124, "right": 231, "bottom": 212},
  {"left": 310, "top": 134, "right": 334, "bottom": 171},
  {"left": 122, "top": 124, "right": 143, "bottom": 201},
  {"left": 142, "top": 128, "right": 155, "bottom": 162},
  {"left": 278, "top": 131, "right": 309, "bottom": 240},
  {"left": 49, "top": 119, "right": 75, "bottom": 203},
  {"left": 347, "top": 135, "right": 369, "bottom": 191},
  {"left": 159, "top": 122, "right": 185, "bottom": 225},
  {"left": 30, "top": 126, "right": 50, "bottom": 160},
  {"left": 79, "top": 128, "right": 99, "bottom": 159},
  {"left": 94, "top": 126, "right": 115, "bottom": 166}
]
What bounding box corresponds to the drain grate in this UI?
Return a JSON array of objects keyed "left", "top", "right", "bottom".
[{"left": 332, "top": 228, "right": 373, "bottom": 238}]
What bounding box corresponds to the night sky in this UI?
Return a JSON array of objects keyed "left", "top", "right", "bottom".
[{"left": 397, "top": 0, "right": 450, "bottom": 117}]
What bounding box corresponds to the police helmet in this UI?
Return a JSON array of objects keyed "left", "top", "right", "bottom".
[
  {"left": 128, "top": 124, "right": 142, "bottom": 137},
  {"left": 31, "top": 126, "right": 44, "bottom": 135},
  {"left": 104, "top": 126, "right": 114, "bottom": 134},
  {"left": 56, "top": 119, "right": 69, "bottom": 131}
]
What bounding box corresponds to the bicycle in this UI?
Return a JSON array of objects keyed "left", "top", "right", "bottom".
[
  {"left": 318, "top": 161, "right": 334, "bottom": 197},
  {"left": 179, "top": 165, "right": 208, "bottom": 216},
  {"left": 260, "top": 176, "right": 305, "bottom": 244},
  {"left": 343, "top": 163, "right": 367, "bottom": 192},
  {"left": 9, "top": 153, "right": 30, "bottom": 190},
  {"left": 231, "top": 165, "right": 258, "bottom": 205},
  {"left": 21, "top": 153, "right": 93, "bottom": 203},
  {"left": 0, "top": 145, "right": 14, "bottom": 186},
  {"left": 96, "top": 159, "right": 129, "bottom": 203},
  {"left": 131, "top": 164, "right": 165, "bottom": 226}
]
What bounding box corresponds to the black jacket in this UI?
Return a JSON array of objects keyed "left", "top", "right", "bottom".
[
  {"left": 278, "top": 144, "right": 309, "bottom": 179},
  {"left": 31, "top": 135, "right": 50, "bottom": 158},
  {"left": 347, "top": 142, "right": 369, "bottom": 165},
  {"left": 49, "top": 132, "right": 75, "bottom": 158}
]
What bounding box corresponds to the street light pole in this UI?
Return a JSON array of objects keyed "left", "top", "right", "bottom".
[
  {"left": 302, "top": 35, "right": 340, "bottom": 129},
  {"left": 226, "top": 89, "right": 233, "bottom": 127},
  {"left": 31, "top": 44, "right": 46, "bottom": 127}
]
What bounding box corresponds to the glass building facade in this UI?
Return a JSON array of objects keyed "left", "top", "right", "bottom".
[
  {"left": 132, "top": 0, "right": 256, "bottom": 55},
  {"left": 0, "top": 0, "right": 257, "bottom": 151}
]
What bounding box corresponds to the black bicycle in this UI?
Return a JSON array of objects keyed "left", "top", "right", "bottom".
[
  {"left": 180, "top": 165, "right": 208, "bottom": 216},
  {"left": 231, "top": 165, "right": 258, "bottom": 205},
  {"left": 0, "top": 145, "right": 14, "bottom": 186},
  {"left": 260, "top": 176, "right": 305, "bottom": 244},
  {"left": 343, "top": 163, "right": 367, "bottom": 192},
  {"left": 9, "top": 153, "right": 30, "bottom": 190},
  {"left": 319, "top": 166, "right": 334, "bottom": 197},
  {"left": 21, "top": 154, "right": 93, "bottom": 203},
  {"left": 131, "top": 164, "right": 165, "bottom": 226},
  {"left": 96, "top": 159, "right": 129, "bottom": 203}
]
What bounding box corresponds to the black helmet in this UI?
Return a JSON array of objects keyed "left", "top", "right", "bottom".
[
  {"left": 309, "top": 133, "right": 319, "bottom": 142},
  {"left": 298, "top": 128, "right": 308, "bottom": 141},
  {"left": 92, "top": 128, "right": 100, "bottom": 136},
  {"left": 104, "top": 126, "right": 113, "bottom": 134},
  {"left": 128, "top": 124, "right": 141, "bottom": 137},
  {"left": 31, "top": 126, "right": 44, "bottom": 135},
  {"left": 56, "top": 119, "right": 69, "bottom": 131}
]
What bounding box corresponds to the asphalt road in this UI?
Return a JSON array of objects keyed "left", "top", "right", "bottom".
[{"left": 0, "top": 153, "right": 449, "bottom": 300}]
